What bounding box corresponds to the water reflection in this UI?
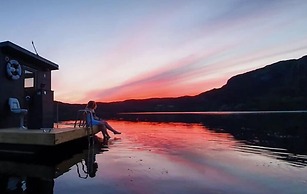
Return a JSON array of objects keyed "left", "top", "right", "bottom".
[
  {"left": 117, "top": 112, "right": 307, "bottom": 167},
  {"left": 0, "top": 113, "right": 306, "bottom": 194},
  {"left": 0, "top": 137, "right": 109, "bottom": 194}
]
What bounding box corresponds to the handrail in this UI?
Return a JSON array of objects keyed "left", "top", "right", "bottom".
[{"left": 74, "top": 109, "right": 95, "bottom": 145}]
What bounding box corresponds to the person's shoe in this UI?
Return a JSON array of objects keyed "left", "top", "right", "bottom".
[{"left": 114, "top": 131, "right": 121, "bottom": 134}]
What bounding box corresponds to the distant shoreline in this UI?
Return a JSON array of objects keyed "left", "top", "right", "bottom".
[{"left": 118, "top": 110, "right": 307, "bottom": 115}]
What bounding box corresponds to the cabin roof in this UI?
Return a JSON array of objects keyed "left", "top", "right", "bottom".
[{"left": 0, "top": 41, "right": 59, "bottom": 71}]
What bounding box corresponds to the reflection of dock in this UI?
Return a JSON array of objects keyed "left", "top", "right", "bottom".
[
  {"left": 0, "top": 150, "right": 87, "bottom": 179},
  {"left": 0, "top": 136, "right": 107, "bottom": 193},
  {"left": 0, "top": 127, "right": 99, "bottom": 146},
  {"left": 0, "top": 136, "right": 107, "bottom": 179}
]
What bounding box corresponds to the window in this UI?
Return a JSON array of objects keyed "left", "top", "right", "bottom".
[{"left": 24, "top": 69, "right": 35, "bottom": 88}]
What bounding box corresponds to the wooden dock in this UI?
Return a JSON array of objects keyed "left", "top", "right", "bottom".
[{"left": 0, "top": 126, "right": 100, "bottom": 146}]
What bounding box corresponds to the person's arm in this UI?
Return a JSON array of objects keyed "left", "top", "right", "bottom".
[{"left": 92, "top": 112, "right": 101, "bottom": 120}]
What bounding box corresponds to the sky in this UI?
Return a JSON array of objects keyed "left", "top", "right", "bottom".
[{"left": 1, "top": 0, "right": 307, "bottom": 103}]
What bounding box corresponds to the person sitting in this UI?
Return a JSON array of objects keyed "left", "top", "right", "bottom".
[{"left": 85, "top": 100, "right": 121, "bottom": 139}]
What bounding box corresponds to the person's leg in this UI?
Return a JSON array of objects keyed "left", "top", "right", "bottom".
[
  {"left": 99, "top": 124, "right": 110, "bottom": 139},
  {"left": 101, "top": 120, "right": 121, "bottom": 134},
  {"left": 92, "top": 119, "right": 111, "bottom": 138}
]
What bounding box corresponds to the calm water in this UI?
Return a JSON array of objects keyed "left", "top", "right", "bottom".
[{"left": 1, "top": 112, "right": 307, "bottom": 194}]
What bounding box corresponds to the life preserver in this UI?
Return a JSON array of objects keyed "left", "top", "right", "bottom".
[{"left": 6, "top": 60, "right": 22, "bottom": 80}]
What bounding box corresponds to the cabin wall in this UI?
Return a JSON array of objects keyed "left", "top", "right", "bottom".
[
  {"left": 0, "top": 50, "right": 54, "bottom": 129},
  {"left": 36, "top": 71, "right": 51, "bottom": 90},
  {"left": 25, "top": 70, "right": 54, "bottom": 128},
  {"left": 0, "top": 52, "right": 25, "bottom": 128},
  {"left": 27, "top": 89, "right": 54, "bottom": 129}
]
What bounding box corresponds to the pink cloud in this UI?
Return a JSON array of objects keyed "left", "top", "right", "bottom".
[{"left": 84, "top": 49, "right": 233, "bottom": 102}]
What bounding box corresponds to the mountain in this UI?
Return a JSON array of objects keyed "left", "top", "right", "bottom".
[
  {"left": 195, "top": 55, "right": 307, "bottom": 110},
  {"left": 55, "top": 55, "right": 307, "bottom": 121}
]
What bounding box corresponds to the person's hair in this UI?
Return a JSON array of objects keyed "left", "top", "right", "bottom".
[{"left": 86, "top": 101, "right": 96, "bottom": 109}]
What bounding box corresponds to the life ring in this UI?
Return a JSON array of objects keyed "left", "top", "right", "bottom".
[{"left": 6, "top": 60, "right": 22, "bottom": 80}]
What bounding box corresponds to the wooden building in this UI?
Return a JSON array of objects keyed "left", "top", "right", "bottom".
[{"left": 0, "top": 41, "right": 59, "bottom": 129}]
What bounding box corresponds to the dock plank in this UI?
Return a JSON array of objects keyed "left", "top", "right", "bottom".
[{"left": 0, "top": 126, "right": 100, "bottom": 146}]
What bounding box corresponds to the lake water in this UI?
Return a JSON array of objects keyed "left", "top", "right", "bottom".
[{"left": 1, "top": 112, "right": 307, "bottom": 194}]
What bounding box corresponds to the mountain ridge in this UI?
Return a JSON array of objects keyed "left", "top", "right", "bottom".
[{"left": 55, "top": 55, "right": 307, "bottom": 120}]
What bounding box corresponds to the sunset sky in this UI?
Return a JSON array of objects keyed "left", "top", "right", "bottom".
[{"left": 1, "top": 0, "right": 307, "bottom": 103}]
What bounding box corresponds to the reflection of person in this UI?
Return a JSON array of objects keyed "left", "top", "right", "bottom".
[
  {"left": 88, "top": 162, "right": 98, "bottom": 178},
  {"left": 85, "top": 100, "right": 121, "bottom": 139},
  {"left": 83, "top": 136, "right": 107, "bottom": 178},
  {"left": 84, "top": 146, "right": 98, "bottom": 178}
]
